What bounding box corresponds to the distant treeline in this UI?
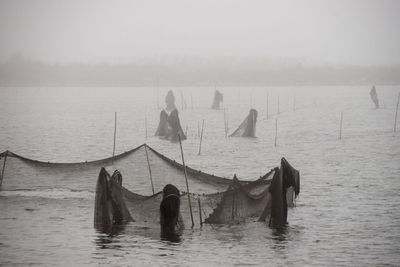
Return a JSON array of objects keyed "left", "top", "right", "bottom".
[{"left": 1, "top": 56, "right": 399, "bottom": 86}]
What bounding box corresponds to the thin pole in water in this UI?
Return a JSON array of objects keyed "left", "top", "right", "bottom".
[
  {"left": 144, "top": 145, "right": 155, "bottom": 195},
  {"left": 198, "top": 198, "right": 203, "bottom": 227},
  {"left": 156, "top": 79, "right": 160, "bottom": 110},
  {"left": 112, "top": 112, "right": 117, "bottom": 162},
  {"left": 267, "top": 91, "right": 269, "bottom": 120},
  {"left": 145, "top": 109, "right": 148, "bottom": 139},
  {"left": 293, "top": 95, "right": 296, "bottom": 112},
  {"left": 278, "top": 95, "right": 280, "bottom": 115},
  {"left": 394, "top": 92, "right": 400, "bottom": 132},
  {"left": 339, "top": 111, "right": 343, "bottom": 140},
  {"left": 274, "top": 118, "right": 278, "bottom": 147},
  {"left": 224, "top": 108, "right": 228, "bottom": 138},
  {"left": 198, "top": 120, "right": 205, "bottom": 155},
  {"left": 178, "top": 134, "right": 195, "bottom": 228},
  {"left": 0, "top": 151, "right": 8, "bottom": 190}
]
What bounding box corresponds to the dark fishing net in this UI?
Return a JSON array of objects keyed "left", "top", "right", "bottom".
[
  {"left": 229, "top": 109, "right": 258, "bottom": 137},
  {"left": 95, "top": 167, "right": 277, "bottom": 229},
  {"left": 370, "top": 86, "right": 380, "bottom": 108},
  {"left": 0, "top": 144, "right": 256, "bottom": 195},
  {"left": 211, "top": 90, "right": 223, "bottom": 110}
]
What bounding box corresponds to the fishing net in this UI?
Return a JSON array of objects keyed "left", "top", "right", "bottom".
[
  {"left": 370, "top": 86, "right": 380, "bottom": 108},
  {"left": 0, "top": 144, "right": 254, "bottom": 195},
  {"left": 95, "top": 167, "right": 278, "bottom": 229},
  {"left": 211, "top": 90, "right": 223, "bottom": 110},
  {"left": 229, "top": 109, "right": 258, "bottom": 137}
]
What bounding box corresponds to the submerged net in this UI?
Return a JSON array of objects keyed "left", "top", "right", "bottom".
[
  {"left": 229, "top": 109, "right": 258, "bottom": 137},
  {"left": 0, "top": 144, "right": 261, "bottom": 195}
]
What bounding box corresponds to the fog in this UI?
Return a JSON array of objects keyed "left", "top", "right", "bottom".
[{"left": 1, "top": 0, "right": 400, "bottom": 66}]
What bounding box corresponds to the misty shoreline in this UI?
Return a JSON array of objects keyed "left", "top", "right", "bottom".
[{"left": 1, "top": 56, "right": 399, "bottom": 87}]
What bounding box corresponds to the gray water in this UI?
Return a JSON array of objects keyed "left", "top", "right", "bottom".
[{"left": 0, "top": 86, "right": 399, "bottom": 266}]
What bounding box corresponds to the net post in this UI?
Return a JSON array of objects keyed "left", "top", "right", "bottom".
[
  {"left": 198, "top": 198, "right": 203, "bottom": 227},
  {"left": 274, "top": 118, "right": 278, "bottom": 147},
  {"left": 394, "top": 92, "right": 400, "bottom": 132},
  {"left": 145, "top": 109, "right": 148, "bottom": 139},
  {"left": 0, "top": 151, "right": 8, "bottom": 190},
  {"left": 266, "top": 91, "right": 269, "bottom": 120},
  {"left": 112, "top": 112, "right": 117, "bottom": 163},
  {"left": 144, "top": 145, "right": 155, "bottom": 195},
  {"left": 339, "top": 111, "right": 343, "bottom": 140},
  {"left": 178, "top": 134, "right": 194, "bottom": 228},
  {"left": 198, "top": 119, "right": 205, "bottom": 155}
]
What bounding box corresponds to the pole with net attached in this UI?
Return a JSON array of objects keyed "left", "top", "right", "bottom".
[
  {"left": 144, "top": 145, "right": 155, "bottom": 195},
  {"left": 112, "top": 112, "right": 117, "bottom": 163},
  {"left": 178, "top": 134, "right": 194, "bottom": 228},
  {"left": 394, "top": 92, "right": 400, "bottom": 132},
  {"left": 0, "top": 151, "right": 8, "bottom": 190},
  {"left": 198, "top": 119, "right": 205, "bottom": 155}
]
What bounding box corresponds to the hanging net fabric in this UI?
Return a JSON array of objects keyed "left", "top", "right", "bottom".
[
  {"left": 229, "top": 109, "right": 258, "bottom": 137},
  {"left": 93, "top": 157, "right": 300, "bottom": 230},
  {"left": 211, "top": 90, "right": 223, "bottom": 110},
  {"left": 370, "top": 86, "right": 380, "bottom": 108}
]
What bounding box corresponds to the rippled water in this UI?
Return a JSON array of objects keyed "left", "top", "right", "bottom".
[{"left": 0, "top": 86, "right": 399, "bottom": 266}]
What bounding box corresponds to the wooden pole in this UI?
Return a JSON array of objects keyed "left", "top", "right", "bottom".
[
  {"left": 178, "top": 134, "right": 194, "bottom": 228},
  {"left": 267, "top": 91, "right": 269, "bottom": 119},
  {"left": 278, "top": 95, "right": 280, "bottom": 115},
  {"left": 224, "top": 108, "right": 228, "bottom": 138},
  {"left": 198, "top": 119, "right": 205, "bottom": 155},
  {"left": 156, "top": 79, "right": 160, "bottom": 110},
  {"left": 144, "top": 145, "right": 155, "bottom": 195},
  {"left": 145, "top": 109, "right": 148, "bottom": 139},
  {"left": 293, "top": 96, "right": 296, "bottom": 112},
  {"left": 274, "top": 118, "right": 278, "bottom": 147},
  {"left": 112, "top": 112, "right": 117, "bottom": 162},
  {"left": 394, "top": 92, "right": 400, "bottom": 132},
  {"left": 339, "top": 111, "right": 343, "bottom": 140},
  {"left": 0, "top": 152, "right": 8, "bottom": 190},
  {"left": 198, "top": 198, "right": 203, "bottom": 227}
]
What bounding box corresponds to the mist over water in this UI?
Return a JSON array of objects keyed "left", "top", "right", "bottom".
[{"left": 0, "top": 86, "right": 399, "bottom": 266}]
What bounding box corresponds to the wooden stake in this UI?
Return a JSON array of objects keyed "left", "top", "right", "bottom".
[
  {"left": 293, "top": 96, "right": 296, "bottom": 112},
  {"left": 144, "top": 145, "right": 155, "bottom": 195},
  {"left": 278, "top": 95, "right": 280, "bottom": 115},
  {"left": 156, "top": 79, "right": 160, "bottom": 110},
  {"left": 145, "top": 110, "right": 148, "bottom": 139},
  {"left": 198, "top": 198, "right": 203, "bottom": 227},
  {"left": 267, "top": 91, "right": 269, "bottom": 119},
  {"left": 0, "top": 151, "right": 8, "bottom": 190},
  {"left": 198, "top": 119, "right": 205, "bottom": 155},
  {"left": 394, "top": 92, "right": 400, "bottom": 132},
  {"left": 339, "top": 111, "right": 343, "bottom": 139},
  {"left": 274, "top": 118, "right": 278, "bottom": 147},
  {"left": 224, "top": 108, "right": 228, "bottom": 138},
  {"left": 178, "top": 134, "right": 194, "bottom": 228},
  {"left": 112, "top": 112, "right": 117, "bottom": 162}
]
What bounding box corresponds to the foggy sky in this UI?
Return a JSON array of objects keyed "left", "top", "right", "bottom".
[{"left": 0, "top": 0, "right": 399, "bottom": 65}]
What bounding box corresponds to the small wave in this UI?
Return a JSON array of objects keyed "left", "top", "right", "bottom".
[{"left": 0, "top": 188, "right": 94, "bottom": 199}]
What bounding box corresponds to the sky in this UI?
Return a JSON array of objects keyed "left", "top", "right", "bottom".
[{"left": 0, "top": 0, "right": 399, "bottom": 65}]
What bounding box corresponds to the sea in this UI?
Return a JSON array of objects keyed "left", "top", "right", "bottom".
[{"left": 0, "top": 86, "right": 399, "bottom": 266}]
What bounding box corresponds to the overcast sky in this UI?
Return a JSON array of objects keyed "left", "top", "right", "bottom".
[{"left": 0, "top": 0, "right": 399, "bottom": 65}]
